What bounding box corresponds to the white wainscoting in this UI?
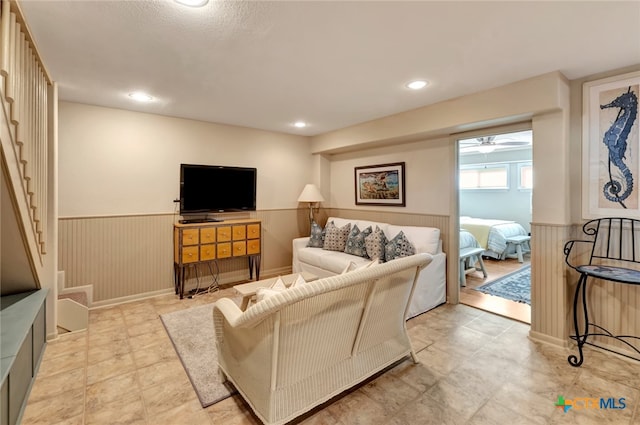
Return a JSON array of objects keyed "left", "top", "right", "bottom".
[{"left": 58, "top": 209, "right": 306, "bottom": 303}]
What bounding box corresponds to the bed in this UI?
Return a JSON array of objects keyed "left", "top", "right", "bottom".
[
  {"left": 460, "top": 228, "right": 481, "bottom": 250},
  {"left": 460, "top": 216, "right": 530, "bottom": 260}
]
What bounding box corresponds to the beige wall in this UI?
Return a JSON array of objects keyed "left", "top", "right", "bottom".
[
  {"left": 58, "top": 102, "right": 313, "bottom": 217},
  {"left": 57, "top": 103, "right": 316, "bottom": 302},
  {"left": 327, "top": 138, "right": 451, "bottom": 214}
]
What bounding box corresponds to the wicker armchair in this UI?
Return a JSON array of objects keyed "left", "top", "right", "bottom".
[{"left": 213, "top": 253, "right": 431, "bottom": 425}]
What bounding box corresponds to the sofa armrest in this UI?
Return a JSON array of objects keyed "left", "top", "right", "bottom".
[
  {"left": 292, "top": 237, "right": 310, "bottom": 273},
  {"left": 293, "top": 237, "right": 309, "bottom": 250}
]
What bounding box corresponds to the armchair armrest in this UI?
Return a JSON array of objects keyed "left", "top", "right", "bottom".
[{"left": 212, "top": 298, "right": 244, "bottom": 343}]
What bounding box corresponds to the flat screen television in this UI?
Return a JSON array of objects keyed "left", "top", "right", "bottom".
[{"left": 180, "top": 164, "right": 257, "bottom": 216}]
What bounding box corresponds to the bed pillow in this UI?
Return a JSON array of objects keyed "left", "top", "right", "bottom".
[
  {"left": 365, "top": 226, "right": 388, "bottom": 262},
  {"left": 306, "top": 221, "right": 325, "bottom": 248},
  {"left": 384, "top": 231, "right": 416, "bottom": 261},
  {"left": 344, "top": 225, "right": 372, "bottom": 258},
  {"left": 323, "top": 221, "right": 351, "bottom": 251}
]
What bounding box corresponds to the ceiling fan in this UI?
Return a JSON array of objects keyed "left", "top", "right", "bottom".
[{"left": 459, "top": 133, "right": 531, "bottom": 154}]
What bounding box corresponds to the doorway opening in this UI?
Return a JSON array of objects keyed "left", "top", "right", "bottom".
[{"left": 457, "top": 129, "right": 532, "bottom": 323}]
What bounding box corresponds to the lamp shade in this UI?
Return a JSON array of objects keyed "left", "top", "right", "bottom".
[{"left": 297, "top": 184, "right": 325, "bottom": 203}]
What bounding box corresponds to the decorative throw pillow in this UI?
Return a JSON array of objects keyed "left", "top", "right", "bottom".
[
  {"left": 344, "top": 225, "right": 372, "bottom": 258},
  {"left": 323, "top": 221, "right": 351, "bottom": 252},
  {"left": 365, "top": 226, "right": 388, "bottom": 262},
  {"left": 255, "top": 276, "right": 287, "bottom": 302},
  {"left": 306, "top": 221, "right": 325, "bottom": 248},
  {"left": 289, "top": 273, "right": 306, "bottom": 288},
  {"left": 384, "top": 231, "right": 416, "bottom": 261},
  {"left": 340, "top": 258, "right": 378, "bottom": 274},
  {"left": 341, "top": 261, "right": 356, "bottom": 274},
  {"left": 255, "top": 274, "right": 307, "bottom": 303}
]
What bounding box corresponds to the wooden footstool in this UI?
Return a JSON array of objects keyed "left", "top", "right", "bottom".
[
  {"left": 505, "top": 235, "right": 531, "bottom": 263},
  {"left": 459, "top": 247, "right": 487, "bottom": 286}
]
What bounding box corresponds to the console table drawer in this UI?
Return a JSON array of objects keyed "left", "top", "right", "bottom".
[
  {"left": 200, "top": 244, "right": 216, "bottom": 261},
  {"left": 182, "top": 246, "right": 199, "bottom": 263},
  {"left": 200, "top": 228, "right": 216, "bottom": 244},
  {"left": 247, "top": 239, "right": 260, "bottom": 254},
  {"left": 233, "top": 241, "right": 246, "bottom": 256},
  {"left": 233, "top": 225, "right": 246, "bottom": 240},
  {"left": 217, "top": 226, "right": 232, "bottom": 242},
  {"left": 247, "top": 223, "right": 260, "bottom": 239},
  {"left": 217, "top": 243, "right": 232, "bottom": 259},
  {"left": 182, "top": 229, "right": 199, "bottom": 245}
]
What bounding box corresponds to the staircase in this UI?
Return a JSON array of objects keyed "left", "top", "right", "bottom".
[{"left": 0, "top": 2, "right": 58, "bottom": 424}]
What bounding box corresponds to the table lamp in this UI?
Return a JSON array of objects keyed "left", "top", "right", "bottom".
[{"left": 297, "top": 184, "right": 325, "bottom": 224}]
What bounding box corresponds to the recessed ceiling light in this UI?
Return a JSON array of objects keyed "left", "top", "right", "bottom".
[
  {"left": 128, "top": 92, "right": 153, "bottom": 102},
  {"left": 293, "top": 121, "right": 307, "bottom": 128},
  {"left": 406, "top": 80, "right": 428, "bottom": 90},
  {"left": 175, "top": 0, "right": 208, "bottom": 7}
]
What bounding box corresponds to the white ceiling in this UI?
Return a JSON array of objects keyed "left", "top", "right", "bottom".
[{"left": 20, "top": 0, "right": 640, "bottom": 136}]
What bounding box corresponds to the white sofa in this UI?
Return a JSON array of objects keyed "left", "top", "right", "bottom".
[
  {"left": 292, "top": 217, "right": 446, "bottom": 318},
  {"left": 213, "top": 254, "right": 432, "bottom": 425}
]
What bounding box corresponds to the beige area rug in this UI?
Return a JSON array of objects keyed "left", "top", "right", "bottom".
[{"left": 160, "top": 303, "right": 236, "bottom": 407}]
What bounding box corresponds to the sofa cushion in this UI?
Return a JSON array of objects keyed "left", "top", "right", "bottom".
[
  {"left": 365, "top": 226, "right": 388, "bottom": 261},
  {"left": 306, "top": 221, "right": 325, "bottom": 248},
  {"left": 344, "top": 225, "right": 372, "bottom": 258},
  {"left": 323, "top": 221, "right": 351, "bottom": 251},
  {"left": 385, "top": 231, "right": 416, "bottom": 261},
  {"left": 298, "top": 247, "right": 370, "bottom": 274},
  {"left": 385, "top": 224, "right": 440, "bottom": 255}
]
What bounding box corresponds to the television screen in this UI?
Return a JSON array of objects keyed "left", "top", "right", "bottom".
[{"left": 180, "top": 164, "right": 257, "bottom": 214}]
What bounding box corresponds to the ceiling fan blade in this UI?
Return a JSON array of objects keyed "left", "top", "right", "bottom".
[{"left": 496, "top": 141, "right": 531, "bottom": 146}]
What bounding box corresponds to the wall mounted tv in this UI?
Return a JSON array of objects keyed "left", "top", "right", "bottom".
[{"left": 180, "top": 164, "right": 257, "bottom": 215}]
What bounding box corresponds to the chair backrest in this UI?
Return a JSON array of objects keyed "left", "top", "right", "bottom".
[{"left": 583, "top": 217, "right": 640, "bottom": 265}]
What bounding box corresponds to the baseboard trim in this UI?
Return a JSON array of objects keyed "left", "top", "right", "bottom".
[
  {"left": 528, "top": 330, "right": 568, "bottom": 348},
  {"left": 89, "top": 266, "right": 294, "bottom": 309},
  {"left": 90, "top": 288, "right": 174, "bottom": 309}
]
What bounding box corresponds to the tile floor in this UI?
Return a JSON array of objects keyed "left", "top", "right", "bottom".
[{"left": 22, "top": 289, "right": 639, "bottom": 425}]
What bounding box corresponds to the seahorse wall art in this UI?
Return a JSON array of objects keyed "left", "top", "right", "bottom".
[{"left": 600, "top": 86, "right": 639, "bottom": 209}]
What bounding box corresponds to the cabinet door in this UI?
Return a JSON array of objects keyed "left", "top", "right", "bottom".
[
  {"left": 217, "top": 226, "right": 232, "bottom": 242},
  {"left": 201, "top": 228, "right": 216, "bottom": 244},
  {"left": 247, "top": 223, "right": 260, "bottom": 239},
  {"left": 233, "top": 241, "right": 247, "bottom": 256},
  {"left": 247, "top": 239, "right": 260, "bottom": 255},
  {"left": 182, "top": 246, "right": 199, "bottom": 263},
  {"left": 200, "top": 244, "right": 216, "bottom": 261},
  {"left": 182, "top": 229, "right": 199, "bottom": 245},
  {"left": 217, "top": 243, "right": 232, "bottom": 259},
  {"left": 232, "top": 225, "right": 246, "bottom": 240}
]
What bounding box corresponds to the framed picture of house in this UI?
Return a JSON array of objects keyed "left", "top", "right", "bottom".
[
  {"left": 354, "top": 162, "right": 405, "bottom": 206},
  {"left": 582, "top": 70, "right": 640, "bottom": 218}
]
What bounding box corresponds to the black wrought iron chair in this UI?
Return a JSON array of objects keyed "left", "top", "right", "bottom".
[{"left": 564, "top": 217, "right": 640, "bottom": 366}]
